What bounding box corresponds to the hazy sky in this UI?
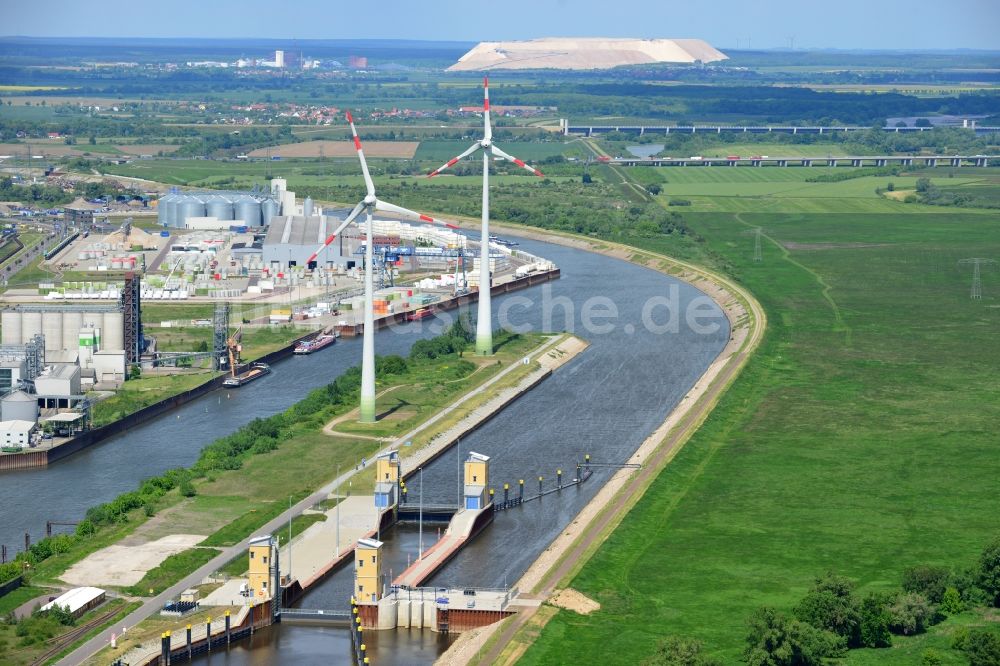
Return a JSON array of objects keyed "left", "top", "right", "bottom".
[{"left": 4, "top": 0, "right": 999, "bottom": 50}]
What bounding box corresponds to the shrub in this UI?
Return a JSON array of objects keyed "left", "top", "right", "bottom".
[
  {"left": 668, "top": 198, "right": 692, "bottom": 206},
  {"left": 644, "top": 635, "right": 721, "bottom": 665},
  {"left": 962, "top": 630, "right": 1000, "bottom": 666},
  {"left": 940, "top": 587, "right": 964, "bottom": 615},
  {"left": 978, "top": 536, "right": 1000, "bottom": 606},
  {"left": 858, "top": 592, "right": 892, "bottom": 648},
  {"left": 794, "top": 573, "right": 861, "bottom": 646},
  {"left": 888, "top": 592, "right": 934, "bottom": 635},
  {"left": 903, "top": 565, "right": 950, "bottom": 604},
  {"left": 744, "top": 606, "right": 844, "bottom": 666}
]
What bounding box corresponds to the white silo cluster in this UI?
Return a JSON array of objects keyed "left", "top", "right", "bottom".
[{"left": 157, "top": 190, "right": 281, "bottom": 229}]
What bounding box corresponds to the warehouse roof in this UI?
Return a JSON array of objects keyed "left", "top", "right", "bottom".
[
  {"left": 1, "top": 390, "right": 35, "bottom": 403},
  {"left": 38, "top": 364, "right": 80, "bottom": 380},
  {"left": 41, "top": 587, "right": 105, "bottom": 614},
  {"left": 264, "top": 213, "right": 350, "bottom": 247},
  {"left": 42, "top": 412, "right": 84, "bottom": 423},
  {"left": 0, "top": 420, "right": 35, "bottom": 433}
]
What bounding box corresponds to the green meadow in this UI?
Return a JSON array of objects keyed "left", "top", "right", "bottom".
[{"left": 518, "top": 166, "right": 1000, "bottom": 664}]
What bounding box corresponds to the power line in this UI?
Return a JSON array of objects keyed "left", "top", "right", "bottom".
[
  {"left": 959, "top": 258, "right": 996, "bottom": 300},
  {"left": 742, "top": 228, "right": 764, "bottom": 263}
]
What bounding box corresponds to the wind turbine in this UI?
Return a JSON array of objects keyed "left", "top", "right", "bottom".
[
  {"left": 309, "top": 112, "right": 458, "bottom": 422},
  {"left": 427, "top": 77, "right": 544, "bottom": 355}
]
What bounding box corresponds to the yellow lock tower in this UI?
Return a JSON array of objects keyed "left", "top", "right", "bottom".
[
  {"left": 374, "top": 450, "right": 399, "bottom": 509},
  {"left": 463, "top": 451, "right": 491, "bottom": 510},
  {"left": 247, "top": 535, "right": 276, "bottom": 601},
  {"left": 354, "top": 537, "right": 384, "bottom": 603}
]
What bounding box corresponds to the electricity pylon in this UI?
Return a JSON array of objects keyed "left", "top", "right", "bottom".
[{"left": 959, "top": 258, "right": 996, "bottom": 300}]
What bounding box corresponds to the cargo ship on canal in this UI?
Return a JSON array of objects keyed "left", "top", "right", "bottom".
[{"left": 293, "top": 333, "right": 338, "bottom": 355}]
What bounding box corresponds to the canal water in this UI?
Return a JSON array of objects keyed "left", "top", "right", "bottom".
[{"left": 0, "top": 235, "right": 730, "bottom": 664}]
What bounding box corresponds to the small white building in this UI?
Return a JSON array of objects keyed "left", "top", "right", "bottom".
[
  {"left": 0, "top": 420, "right": 36, "bottom": 448},
  {"left": 92, "top": 350, "right": 127, "bottom": 382},
  {"left": 41, "top": 587, "right": 106, "bottom": 618}
]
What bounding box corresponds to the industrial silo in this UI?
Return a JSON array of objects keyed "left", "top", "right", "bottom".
[
  {"left": 177, "top": 195, "right": 206, "bottom": 228},
  {"left": 304, "top": 196, "right": 314, "bottom": 218},
  {"left": 235, "top": 196, "right": 262, "bottom": 227},
  {"left": 158, "top": 193, "right": 178, "bottom": 228},
  {"left": 261, "top": 197, "right": 280, "bottom": 226},
  {"left": 1, "top": 390, "right": 39, "bottom": 423},
  {"left": 103, "top": 312, "right": 125, "bottom": 351},
  {"left": 206, "top": 194, "right": 235, "bottom": 221},
  {"left": 62, "top": 310, "right": 83, "bottom": 350},
  {"left": 41, "top": 311, "right": 63, "bottom": 353},
  {"left": 22, "top": 311, "right": 41, "bottom": 348},
  {"left": 1, "top": 310, "right": 22, "bottom": 345}
]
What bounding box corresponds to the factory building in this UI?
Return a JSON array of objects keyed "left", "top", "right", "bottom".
[
  {"left": 262, "top": 212, "right": 353, "bottom": 271},
  {"left": 1, "top": 273, "right": 142, "bottom": 368},
  {"left": 2, "top": 306, "right": 125, "bottom": 355},
  {"left": 35, "top": 364, "right": 82, "bottom": 403}
]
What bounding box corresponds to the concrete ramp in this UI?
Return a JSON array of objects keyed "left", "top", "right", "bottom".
[{"left": 393, "top": 507, "right": 492, "bottom": 588}]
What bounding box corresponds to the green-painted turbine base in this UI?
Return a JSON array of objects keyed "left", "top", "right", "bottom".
[
  {"left": 475, "top": 334, "right": 493, "bottom": 356},
  {"left": 359, "top": 396, "right": 376, "bottom": 423}
]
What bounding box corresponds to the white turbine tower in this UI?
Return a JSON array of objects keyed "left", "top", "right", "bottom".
[
  {"left": 309, "top": 112, "right": 458, "bottom": 422},
  {"left": 428, "top": 77, "right": 544, "bottom": 355}
]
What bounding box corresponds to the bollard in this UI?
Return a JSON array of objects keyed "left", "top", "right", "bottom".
[
  {"left": 557, "top": 469, "right": 562, "bottom": 489},
  {"left": 503, "top": 483, "right": 509, "bottom": 505},
  {"left": 361, "top": 643, "right": 367, "bottom": 661},
  {"left": 585, "top": 453, "right": 591, "bottom": 472},
  {"left": 206, "top": 619, "right": 211, "bottom": 651},
  {"left": 519, "top": 479, "right": 524, "bottom": 501},
  {"left": 402, "top": 486, "right": 407, "bottom": 504},
  {"left": 160, "top": 632, "right": 167, "bottom": 665},
  {"left": 225, "top": 610, "right": 231, "bottom": 645},
  {"left": 186, "top": 624, "right": 192, "bottom": 659},
  {"left": 489, "top": 488, "right": 494, "bottom": 505},
  {"left": 538, "top": 476, "right": 543, "bottom": 496}
]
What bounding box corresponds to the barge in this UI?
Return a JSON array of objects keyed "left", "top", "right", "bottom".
[
  {"left": 222, "top": 362, "right": 271, "bottom": 387},
  {"left": 293, "top": 333, "right": 338, "bottom": 355}
]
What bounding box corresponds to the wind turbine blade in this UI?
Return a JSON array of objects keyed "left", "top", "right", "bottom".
[
  {"left": 346, "top": 111, "right": 375, "bottom": 197},
  {"left": 483, "top": 76, "right": 492, "bottom": 142},
  {"left": 427, "top": 142, "right": 481, "bottom": 178},
  {"left": 306, "top": 200, "right": 365, "bottom": 264},
  {"left": 375, "top": 199, "right": 460, "bottom": 230},
  {"left": 490, "top": 144, "right": 545, "bottom": 177}
]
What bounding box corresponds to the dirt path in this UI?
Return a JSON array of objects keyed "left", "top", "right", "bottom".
[{"left": 438, "top": 223, "right": 766, "bottom": 666}]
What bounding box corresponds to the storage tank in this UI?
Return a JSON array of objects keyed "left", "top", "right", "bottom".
[
  {"left": 157, "top": 193, "right": 178, "bottom": 228},
  {"left": 303, "top": 196, "right": 314, "bottom": 218},
  {"left": 103, "top": 312, "right": 125, "bottom": 351},
  {"left": 261, "top": 197, "right": 279, "bottom": 226},
  {"left": 1, "top": 390, "right": 39, "bottom": 423},
  {"left": 1, "top": 311, "right": 22, "bottom": 346},
  {"left": 205, "top": 194, "right": 235, "bottom": 221},
  {"left": 63, "top": 311, "right": 83, "bottom": 350},
  {"left": 235, "top": 196, "right": 262, "bottom": 227},
  {"left": 22, "top": 311, "right": 42, "bottom": 348},
  {"left": 177, "top": 195, "right": 206, "bottom": 228},
  {"left": 41, "top": 311, "right": 63, "bottom": 353}
]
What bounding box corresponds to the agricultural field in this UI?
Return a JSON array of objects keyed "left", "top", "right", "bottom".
[
  {"left": 517, "top": 166, "right": 1000, "bottom": 664},
  {"left": 248, "top": 140, "right": 419, "bottom": 159}
]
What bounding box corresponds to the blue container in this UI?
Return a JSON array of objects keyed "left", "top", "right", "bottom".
[{"left": 160, "top": 230, "right": 170, "bottom": 237}]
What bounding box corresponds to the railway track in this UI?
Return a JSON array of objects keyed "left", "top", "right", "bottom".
[{"left": 30, "top": 604, "right": 123, "bottom": 666}]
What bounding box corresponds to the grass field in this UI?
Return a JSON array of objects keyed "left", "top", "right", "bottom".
[{"left": 518, "top": 168, "right": 1000, "bottom": 664}]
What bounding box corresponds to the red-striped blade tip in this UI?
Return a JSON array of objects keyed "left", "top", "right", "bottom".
[
  {"left": 345, "top": 111, "right": 353, "bottom": 123},
  {"left": 307, "top": 253, "right": 318, "bottom": 263},
  {"left": 418, "top": 214, "right": 434, "bottom": 223},
  {"left": 353, "top": 136, "right": 362, "bottom": 151},
  {"left": 535, "top": 169, "right": 545, "bottom": 177},
  {"left": 427, "top": 170, "right": 439, "bottom": 178},
  {"left": 484, "top": 76, "right": 488, "bottom": 88},
  {"left": 445, "top": 223, "right": 460, "bottom": 230}
]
